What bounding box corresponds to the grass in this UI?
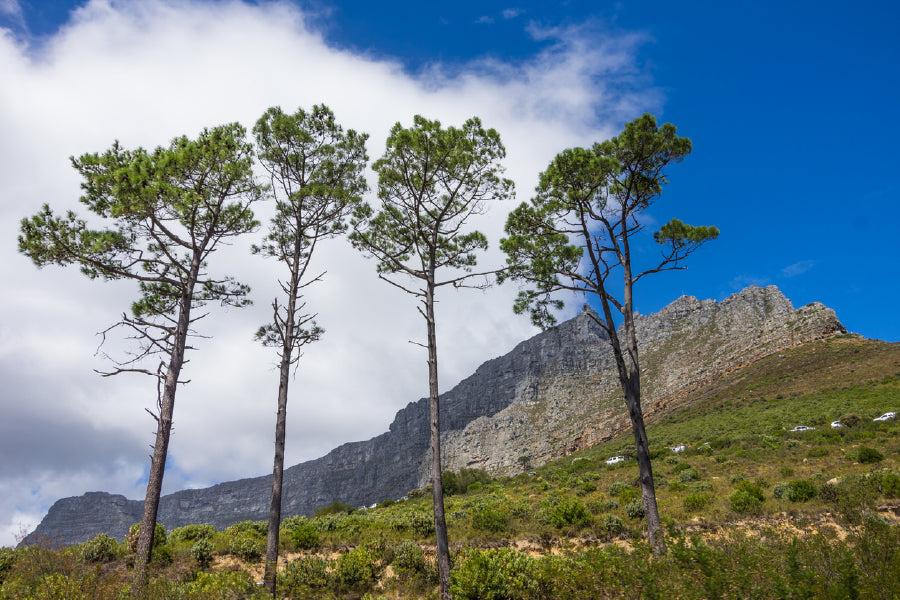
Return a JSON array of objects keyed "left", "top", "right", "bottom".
[{"left": 3, "top": 336, "right": 898, "bottom": 599}]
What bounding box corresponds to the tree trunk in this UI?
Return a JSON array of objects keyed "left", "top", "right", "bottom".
[
  {"left": 132, "top": 262, "right": 198, "bottom": 594},
  {"left": 426, "top": 277, "right": 452, "bottom": 600},
  {"left": 264, "top": 242, "right": 303, "bottom": 595}
]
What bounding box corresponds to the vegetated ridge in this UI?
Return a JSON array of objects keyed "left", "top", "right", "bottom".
[{"left": 23, "top": 285, "right": 846, "bottom": 547}]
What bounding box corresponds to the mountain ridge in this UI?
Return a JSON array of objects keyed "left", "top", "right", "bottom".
[{"left": 22, "top": 285, "right": 846, "bottom": 547}]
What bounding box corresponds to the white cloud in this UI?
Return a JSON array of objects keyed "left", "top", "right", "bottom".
[
  {"left": 0, "top": 0, "right": 658, "bottom": 547},
  {"left": 502, "top": 8, "right": 523, "bottom": 20}
]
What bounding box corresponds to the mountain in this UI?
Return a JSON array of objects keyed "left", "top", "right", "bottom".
[{"left": 22, "top": 285, "right": 845, "bottom": 547}]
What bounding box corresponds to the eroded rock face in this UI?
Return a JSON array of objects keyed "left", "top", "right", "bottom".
[{"left": 23, "top": 286, "right": 845, "bottom": 547}]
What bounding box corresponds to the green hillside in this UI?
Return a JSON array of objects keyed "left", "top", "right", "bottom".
[{"left": 3, "top": 336, "right": 898, "bottom": 599}]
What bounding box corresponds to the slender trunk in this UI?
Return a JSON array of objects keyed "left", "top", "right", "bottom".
[
  {"left": 132, "top": 256, "right": 200, "bottom": 595},
  {"left": 426, "top": 277, "right": 451, "bottom": 600},
  {"left": 264, "top": 242, "right": 303, "bottom": 595},
  {"left": 263, "top": 305, "right": 297, "bottom": 594},
  {"left": 620, "top": 248, "right": 665, "bottom": 554}
]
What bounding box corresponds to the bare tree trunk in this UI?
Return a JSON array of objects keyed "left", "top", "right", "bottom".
[
  {"left": 132, "top": 264, "right": 198, "bottom": 595},
  {"left": 426, "top": 277, "right": 452, "bottom": 600},
  {"left": 263, "top": 355, "right": 291, "bottom": 594},
  {"left": 264, "top": 243, "right": 303, "bottom": 595}
]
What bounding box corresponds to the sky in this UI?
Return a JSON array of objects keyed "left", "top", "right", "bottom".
[{"left": 1, "top": 0, "right": 898, "bottom": 547}]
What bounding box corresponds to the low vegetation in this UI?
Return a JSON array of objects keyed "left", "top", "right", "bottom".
[{"left": 3, "top": 337, "right": 898, "bottom": 598}]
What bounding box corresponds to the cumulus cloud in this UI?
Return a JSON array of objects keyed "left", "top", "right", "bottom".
[{"left": 0, "top": 0, "right": 659, "bottom": 546}]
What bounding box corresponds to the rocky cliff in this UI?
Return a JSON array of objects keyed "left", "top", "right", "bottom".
[{"left": 23, "top": 285, "right": 845, "bottom": 547}]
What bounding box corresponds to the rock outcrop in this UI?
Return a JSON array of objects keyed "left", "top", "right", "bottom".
[{"left": 23, "top": 285, "right": 845, "bottom": 547}]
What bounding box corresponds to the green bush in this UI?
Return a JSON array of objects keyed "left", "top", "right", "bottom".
[
  {"left": 314, "top": 501, "right": 356, "bottom": 517},
  {"left": 392, "top": 541, "right": 426, "bottom": 578},
  {"left": 335, "top": 546, "right": 376, "bottom": 588},
  {"left": 471, "top": 503, "right": 510, "bottom": 533},
  {"left": 169, "top": 523, "right": 215, "bottom": 543},
  {"left": 683, "top": 493, "right": 711, "bottom": 512},
  {"left": 228, "top": 532, "right": 263, "bottom": 562},
  {"left": 858, "top": 446, "right": 884, "bottom": 464},
  {"left": 672, "top": 462, "right": 693, "bottom": 474},
  {"left": 679, "top": 468, "right": 700, "bottom": 483},
  {"left": 0, "top": 547, "right": 16, "bottom": 584},
  {"left": 603, "top": 514, "right": 625, "bottom": 535},
  {"left": 186, "top": 570, "right": 257, "bottom": 598},
  {"left": 549, "top": 497, "right": 592, "bottom": 529},
  {"left": 281, "top": 556, "right": 329, "bottom": 592},
  {"left": 450, "top": 547, "right": 539, "bottom": 600},
  {"left": 881, "top": 471, "right": 900, "bottom": 498},
  {"left": 730, "top": 481, "right": 765, "bottom": 513},
  {"left": 625, "top": 500, "right": 645, "bottom": 520},
  {"left": 190, "top": 538, "right": 214, "bottom": 568},
  {"left": 807, "top": 447, "right": 829, "bottom": 458},
  {"left": 80, "top": 533, "right": 120, "bottom": 563},
  {"left": 775, "top": 480, "right": 817, "bottom": 502},
  {"left": 126, "top": 522, "right": 167, "bottom": 553},
  {"left": 587, "top": 499, "right": 618, "bottom": 514},
  {"left": 409, "top": 511, "right": 435, "bottom": 537},
  {"left": 289, "top": 523, "right": 320, "bottom": 550}
]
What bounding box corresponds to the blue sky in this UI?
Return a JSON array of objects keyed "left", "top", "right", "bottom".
[{"left": 1, "top": 0, "right": 898, "bottom": 546}]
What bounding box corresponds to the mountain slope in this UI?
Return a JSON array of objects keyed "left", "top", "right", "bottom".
[{"left": 23, "top": 285, "right": 845, "bottom": 546}]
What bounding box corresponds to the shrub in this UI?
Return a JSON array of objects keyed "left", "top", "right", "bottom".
[
  {"left": 775, "top": 480, "right": 817, "bottom": 502},
  {"left": 691, "top": 481, "right": 713, "bottom": 492},
  {"left": 169, "top": 523, "right": 215, "bottom": 543},
  {"left": 314, "top": 501, "right": 355, "bottom": 517},
  {"left": 549, "top": 497, "right": 592, "bottom": 529},
  {"left": 80, "top": 533, "right": 120, "bottom": 564},
  {"left": 450, "top": 547, "right": 539, "bottom": 600},
  {"left": 190, "top": 538, "right": 214, "bottom": 568},
  {"left": 409, "top": 511, "right": 435, "bottom": 537},
  {"left": 186, "top": 571, "right": 257, "bottom": 597},
  {"left": 335, "top": 546, "right": 377, "bottom": 588},
  {"left": 0, "top": 547, "right": 14, "bottom": 584},
  {"left": 679, "top": 468, "right": 700, "bottom": 483},
  {"left": 603, "top": 514, "right": 625, "bottom": 535},
  {"left": 807, "top": 447, "right": 829, "bottom": 458},
  {"left": 858, "top": 446, "right": 884, "bottom": 464},
  {"left": 290, "top": 523, "right": 320, "bottom": 550},
  {"left": 126, "top": 522, "right": 167, "bottom": 553},
  {"left": 730, "top": 482, "right": 765, "bottom": 513},
  {"left": 780, "top": 466, "right": 795, "bottom": 477},
  {"left": 587, "top": 499, "right": 618, "bottom": 514},
  {"left": 471, "top": 503, "right": 510, "bottom": 533},
  {"left": 625, "top": 500, "right": 645, "bottom": 520},
  {"left": 668, "top": 481, "right": 687, "bottom": 492},
  {"left": 228, "top": 532, "right": 263, "bottom": 562},
  {"left": 672, "top": 462, "right": 693, "bottom": 474},
  {"left": 839, "top": 413, "right": 862, "bottom": 428},
  {"left": 881, "top": 470, "right": 900, "bottom": 498},
  {"left": 683, "top": 493, "right": 711, "bottom": 512},
  {"left": 392, "top": 541, "right": 426, "bottom": 578},
  {"left": 281, "top": 556, "right": 329, "bottom": 592},
  {"left": 729, "top": 474, "right": 745, "bottom": 484}
]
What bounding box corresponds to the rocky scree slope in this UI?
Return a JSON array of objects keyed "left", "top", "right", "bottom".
[{"left": 23, "top": 285, "right": 844, "bottom": 547}]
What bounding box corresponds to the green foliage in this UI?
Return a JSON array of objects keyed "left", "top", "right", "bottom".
[
  {"left": 608, "top": 481, "right": 633, "bottom": 497},
  {"left": 625, "top": 500, "right": 645, "bottom": 520},
  {"left": 683, "top": 493, "right": 712, "bottom": 512},
  {"left": 671, "top": 462, "right": 693, "bottom": 474},
  {"left": 126, "top": 522, "right": 167, "bottom": 553},
  {"left": 881, "top": 470, "right": 900, "bottom": 497},
  {"left": 774, "top": 480, "right": 818, "bottom": 502},
  {"left": 314, "top": 501, "right": 356, "bottom": 517},
  {"left": 227, "top": 532, "right": 263, "bottom": 562},
  {"left": 471, "top": 502, "right": 510, "bottom": 533},
  {"left": 281, "top": 555, "right": 329, "bottom": 592},
  {"left": 678, "top": 468, "right": 701, "bottom": 482},
  {"left": 392, "top": 541, "right": 426, "bottom": 578},
  {"left": 190, "top": 538, "right": 214, "bottom": 569},
  {"left": 730, "top": 489, "right": 764, "bottom": 513},
  {"left": 335, "top": 545, "right": 377, "bottom": 588},
  {"left": 603, "top": 514, "right": 625, "bottom": 535},
  {"left": 0, "top": 547, "right": 16, "bottom": 584},
  {"left": 443, "top": 468, "right": 492, "bottom": 496},
  {"left": 807, "top": 447, "right": 829, "bottom": 458},
  {"left": 450, "top": 547, "right": 540, "bottom": 600},
  {"left": 549, "top": 497, "right": 592, "bottom": 529},
  {"left": 289, "top": 523, "right": 320, "bottom": 550},
  {"left": 857, "top": 446, "right": 884, "bottom": 463},
  {"left": 79, "top": 533, "right": 120, "bottom": 564},
  {"left": 169, "top": 523, "right": 215, "bottom": 543}
]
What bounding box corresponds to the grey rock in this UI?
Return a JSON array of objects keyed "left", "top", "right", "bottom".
[{"left": 22, "top": 285, "right": 845, "bottom": 547}]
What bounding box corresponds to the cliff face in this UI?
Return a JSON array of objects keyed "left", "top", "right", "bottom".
[{"left": 23, "top": 285, "right": 845, "bottom": 547}]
